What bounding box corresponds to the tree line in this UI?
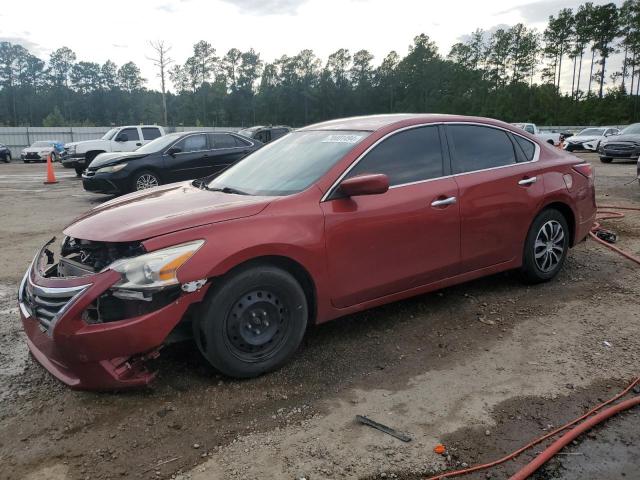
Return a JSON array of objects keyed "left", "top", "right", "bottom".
[{"left": 0, "top": 0, "right": 639, "bottom": 128}]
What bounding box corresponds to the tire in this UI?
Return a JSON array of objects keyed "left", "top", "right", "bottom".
[
  {"left": 521, "top": 209, "right": 570, "bottom": 284},
  {"left": 3, "top": 153, "right": 11, "bottom": 163},
  {"left": 23, "top": 159, "right": 30, "bottom": 164},
  {"left": 193, "top": 265, "right": 308, "bottom": 378},
  {"left": 599, "top": 157, "right": 613, "bottom": 163},
  {"left": 547, "top": 139, "right": 554, "bottom": 145},
  {"left": 131, "top": 170, "right": 161, "bottom": 192},
  {"left": 74, "top": 166, "right": 84, "bottom": 176},
  {"left": 565, "top": 144, "right": 574, "bottom": 152}
]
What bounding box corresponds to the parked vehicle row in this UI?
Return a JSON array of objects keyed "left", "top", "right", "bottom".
[
  {"left": 237, "top": 125, "right": 292, "bottom": 144},
  {"left": 17, "top": 114, "right": 597, "bottom": 390},
  {"left": 82, "top": 131, "right": 261, "bottom": 194},
  {"left": 0, "top": 143, "right": 11, "bottom": 163},
  {"left": 21, "top": 140, "right": 65, "bottom": 163},
  {"left": 563, "top": 127, "right": 620, "bottom": 152},
  {"left": 62, "top": 125, "right": 166, "bottom": 175},
  {"left": 511, "top": 123, "right": 566, "bottom": 145},
  {"left": 598, "top": 123, "right": 640, "bottom": 164}
]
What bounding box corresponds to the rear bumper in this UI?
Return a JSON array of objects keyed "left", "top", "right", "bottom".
[{"left": 18, "top": 243, "right": 209, "bottom": 390}]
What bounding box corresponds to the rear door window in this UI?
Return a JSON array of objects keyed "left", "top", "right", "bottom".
[
  {"left": 142, "top": 127, "right": 162, "bottom": 140},
  {"left": 345, "top": 126, "right": 444, "bottom": 186},
  {"left": 210, "top": 133, "right": 238, "bottom": 149},
  {"left": 447, "top": 125, "right": 517, "bottom": 173}
]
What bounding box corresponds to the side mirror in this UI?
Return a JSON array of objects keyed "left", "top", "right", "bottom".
[
  {"left": 167, "top": 146, "right": 182, "bottom": 156},
  {"left": 116, "top": 133, "right": 128, "bottom": 142},
  {"left": 339, "top": 173, "right": 389, "bottom": 197}
]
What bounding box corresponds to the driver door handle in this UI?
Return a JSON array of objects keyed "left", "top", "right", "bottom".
[
  {"left": 431, "top": 196, "right": 457, "bottom": 207},
  {"left": 518, "top": 176, "right": 537, "bottom": 186}
]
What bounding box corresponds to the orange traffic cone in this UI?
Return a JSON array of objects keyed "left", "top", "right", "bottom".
[{"left": 44, "top": 153, "right": 58, "bottom": 184}]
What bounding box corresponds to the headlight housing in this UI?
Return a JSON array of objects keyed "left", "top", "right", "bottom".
[
  {"left": 96, "top": 163, "right": 128, "bottom": 174},
  {"left": 108, "top": 240, "right": 204, "bottom": 291},
  {"left": 67, "top": 145, "right": 76, "bottom": 154}
]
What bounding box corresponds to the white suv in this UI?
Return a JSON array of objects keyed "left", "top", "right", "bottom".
[{"left": 62, "top": 125, "right": 166, "bottom": 175}]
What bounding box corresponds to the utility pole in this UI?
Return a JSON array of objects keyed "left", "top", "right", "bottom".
[{"left": 148, "top": 41, "right": 174, "bottom": 126}]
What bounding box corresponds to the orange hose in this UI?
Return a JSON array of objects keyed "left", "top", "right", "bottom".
[
  {"left": 509, "top": 395, "right": 640, "bottom": 480},
  {"left": 424, "top": 377, "right": 640, "bottom": 480},
  {"left": 424, "top": 205, "right": 640, "bottom": 480}
]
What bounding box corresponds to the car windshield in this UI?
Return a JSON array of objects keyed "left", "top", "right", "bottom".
[
  {"left": 101, "top": 128, "right": 118, "bottom": 140},
  {"left": 207, "top": 130, "right": 369, "bottom": 196},
  {"left": 135, "top": 133, "right": 181, "bottom": 153},
  {"left": 578, "top": 128, "right": 605, "bottom": 136},
  {"left": 32, "top": 141, "right": 53, "bottom": 147},
  {"left": 621, "top": 123, "right": 640, "bottom": 135}
]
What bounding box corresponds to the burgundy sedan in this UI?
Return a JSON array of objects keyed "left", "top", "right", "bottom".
[{"left": 18, "top": 114, "right": 596, "bottom": 389}]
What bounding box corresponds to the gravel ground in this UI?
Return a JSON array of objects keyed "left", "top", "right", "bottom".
[{"left": 0, "top": 154, "right": 638, "bottom": 480}]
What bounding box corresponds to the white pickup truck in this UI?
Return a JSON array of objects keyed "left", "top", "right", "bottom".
[
  {"left": 62, "top": 125, "right": 166, "bottom": 175},
  {"left": 511, "top": 123, "right": 562, "bottom": 146}
]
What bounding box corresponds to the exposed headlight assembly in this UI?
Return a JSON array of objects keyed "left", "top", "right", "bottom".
[
  {"left": 108, "top": 240, "right": 204, "bottom": 291},
  {"left": 96, "top": 163, "right": 128, "bottom": 174}
]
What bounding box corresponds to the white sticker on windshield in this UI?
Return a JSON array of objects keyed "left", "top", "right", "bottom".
[{"left": 321, "top": 134, "right": 363, "bottom": 144}]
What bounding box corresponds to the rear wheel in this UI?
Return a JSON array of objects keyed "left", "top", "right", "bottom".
[
  {"left": 599, "top": 157, "right": 613, "bottom": 163},
  {"left": 3, "top": 153, "right": 10, "bottom": 163},
  {"left": 521, "top": 209, "right": 569, "bottom": 284},
  {"left": 193, "top": 265, "right": 308, "bottom": 378},
  {"left": 132, "top": 170, "right": 160, "bottom": 192}
]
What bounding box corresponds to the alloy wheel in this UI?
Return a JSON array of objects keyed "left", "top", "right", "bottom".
[
  {"left": 135, "top": 173, "right": 159, "bottom": 190},
  {"left": 534, "top": 220, "right": 565, "bottom": 272}
]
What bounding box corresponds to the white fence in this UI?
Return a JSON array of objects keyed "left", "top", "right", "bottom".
[{"left": 0, "top": 126, "right": 242, "bottom": 152}]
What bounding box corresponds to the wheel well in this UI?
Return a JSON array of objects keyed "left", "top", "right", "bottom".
[
  {"left": 542, "top": 202, "right": 576, "bottom": 246},
  {"left": 221, "top": 256, "right": 317, "bottom": 325},
  {"left": 85, "top": 150, "right": 105, "bottom": 160}
]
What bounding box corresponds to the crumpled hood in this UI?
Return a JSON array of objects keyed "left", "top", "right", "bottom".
[
  {"left": 89, "top": 151, "right": 148, "bottom": 169},
  {"left": 603, "top": 133, "right": 640, "bottom": 144},
  {"left": 64, "top": 182, "right": 274, "bottom": 242}
]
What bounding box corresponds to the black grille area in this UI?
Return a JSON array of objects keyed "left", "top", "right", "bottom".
[
  {"left": 22, "top": 278, "right": 88, "bottom": 332},
  {"left": 25, "top": 152, "right": 41, "bottom": 160}
]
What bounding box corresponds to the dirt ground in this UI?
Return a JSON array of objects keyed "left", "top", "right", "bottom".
[{"left": 0, "top": 154, "right": 638, "bottom": 480}]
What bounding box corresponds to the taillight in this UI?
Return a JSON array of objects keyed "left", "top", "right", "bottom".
[{"left": 572, "top": 163, "right": 593, "bottom": 179}]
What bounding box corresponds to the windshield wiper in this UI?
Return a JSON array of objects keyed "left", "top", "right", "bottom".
[{"left": 206, "top": 186, "right": 250, "bottom": 195}]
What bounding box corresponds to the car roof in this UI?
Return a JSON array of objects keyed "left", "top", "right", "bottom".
[{"left": 299, "top": 114, "right": 517, "bottom": 133}]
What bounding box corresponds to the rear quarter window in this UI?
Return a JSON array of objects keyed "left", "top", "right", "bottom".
[{"left": 513, "top": 135, "right": 536, "bottom": 162}]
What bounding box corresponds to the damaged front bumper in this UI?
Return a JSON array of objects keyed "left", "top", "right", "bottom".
[{"left": 18, "top": 239, "right": 209, "bottom": 390}]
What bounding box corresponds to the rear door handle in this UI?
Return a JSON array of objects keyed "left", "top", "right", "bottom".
[
  {"left": 518, "top": 176, "right": 537, "bottom": 186},
  {"left": 431, "top": 196, "right": 457, "bottom": 207}
]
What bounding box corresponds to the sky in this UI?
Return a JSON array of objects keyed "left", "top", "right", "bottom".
[{"left": 0, "top": 0, "right": 625, "bottom": 92}]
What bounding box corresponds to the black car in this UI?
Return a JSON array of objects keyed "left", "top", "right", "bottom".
[
  {"left": 0, "top": 144, "right": 12, "bottom": 163},
  {"left": 82, "top": 131, "right": 261, "bottom": 194},
  {"left": 237, "top": 125, "right": 292, "bottom": 144},
  {"left": 599, "top": 123, "right": 640, "bottom": 163}
]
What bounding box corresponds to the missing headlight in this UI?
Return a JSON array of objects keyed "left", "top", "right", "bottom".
[{"left": 82, "top": 287, "right": 181, "bottom": 324}]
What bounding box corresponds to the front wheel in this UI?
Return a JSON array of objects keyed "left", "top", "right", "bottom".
[
  {"left": 193, "top": 266, "right": 308, "bottom": 378},
  {"left": 3, "top": 154, "right": 11, "bottom": 163},
  {"left": 521, "top": 209, "right": 569, "bottom": 284},
  {"left": 599, "top": 157, "right": 613, "bottom": 163},
  {"left": 74, "top": 166, "right": 84, "bottom": 176},
  {"left": 132, "top": 170, "right": 161, "bottom": 192}
]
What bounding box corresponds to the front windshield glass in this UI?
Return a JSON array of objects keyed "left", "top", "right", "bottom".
[
  {"left": 207, "top": 130, "right": 369, "bottom": 196},
  {"left": 101, "top": 128, "right": 118, "bottom": 140},
  {"left": 32, "top": 141, "right": 53, "bottom": 147},
  {"left": 135, "top": 133, "right": 182, "bottom": 153},
  {"left": 621, "top": 123, "right": 640, "bottom": 135},
  {"left": 578, "top": 128, "right": 605, "bottom": 136}
]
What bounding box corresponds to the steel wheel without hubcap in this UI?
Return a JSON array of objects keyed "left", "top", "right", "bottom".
[
  {"left": 534, "top": 220, "right": 565, "bottom": 272},
  {"left": 135, "top": 173, "right": 159, "bottom": 191},
  {"left": 225, "top": 289, "right": 289, "bottom": 362}
]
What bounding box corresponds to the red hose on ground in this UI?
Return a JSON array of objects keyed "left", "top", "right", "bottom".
[
  {"left": 509, "top": 395, "right": 640, "bottom": 480},
  {"left": 424, "top": 205, "right": 640, "bottom": 480}
]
